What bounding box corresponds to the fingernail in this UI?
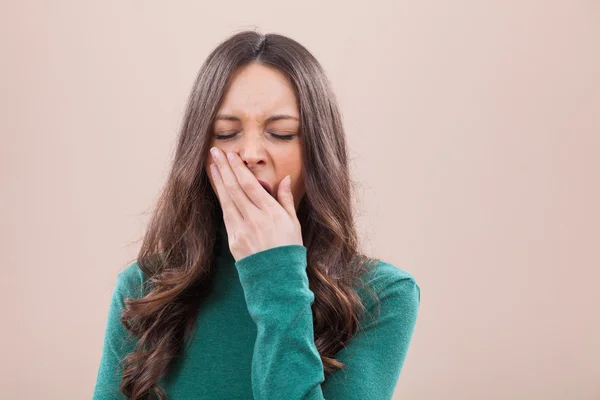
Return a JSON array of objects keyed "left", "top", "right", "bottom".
[
  {"left": 227, "top": 152, "right": 235, "bottom": 162},
  {"left": 210, "top": 147, "right": 219, "bottom": 158},
  {"left": 285, "top": 175, "right": 291, "bottom": 189}
]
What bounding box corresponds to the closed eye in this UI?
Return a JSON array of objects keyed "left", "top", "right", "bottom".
[
  {"left": 270, "top": 133, "right": 295, "bottom": 141},
  {"left": 214, "top": 132, "right": 296, "bottom": 141}
]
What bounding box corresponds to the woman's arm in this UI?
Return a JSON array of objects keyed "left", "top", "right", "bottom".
[{"left": 235, "top": 245, "right": 420, "bottom": 400}]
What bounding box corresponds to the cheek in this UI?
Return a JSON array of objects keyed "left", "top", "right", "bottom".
[
  {"left": 276, "top": 147, "right": 302, "bottom": 171},
  {"left": 279, "top": 152, "right": 303, "bottom": 185}
]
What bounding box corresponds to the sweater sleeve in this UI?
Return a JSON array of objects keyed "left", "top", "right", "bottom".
[
  {"left": 234, "top": 245, "right": 420, "bottom": 400},
  {"left": 92, "top": 264, "right": 145, "bottom": 400}
]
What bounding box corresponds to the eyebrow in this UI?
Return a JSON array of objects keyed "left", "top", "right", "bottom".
[{"left": 214, "top": 114, "right": 300, "bottom": 123}]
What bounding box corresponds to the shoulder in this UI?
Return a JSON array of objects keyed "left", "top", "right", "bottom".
[
  {"left": 356, "top": 259, "right": 421, "bottom": 314},
  {"left": 362, "top": 259, "right": 419, "bottom": 291},
  {"left": 114, "top": 260, "right": 150, "bottom": 299}
]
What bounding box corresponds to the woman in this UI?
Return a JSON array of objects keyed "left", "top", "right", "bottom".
[{"left": 93, "top": 30, "right": 420, "bottom": 400}]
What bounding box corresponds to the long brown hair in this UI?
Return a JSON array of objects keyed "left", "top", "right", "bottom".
[{"left": 119, "top": 29, "right": 381, "bottom": 400}]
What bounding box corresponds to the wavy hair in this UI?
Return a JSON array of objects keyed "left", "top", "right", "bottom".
[{"left": 119, "top": 30, "right": 381, "bottom": 399}]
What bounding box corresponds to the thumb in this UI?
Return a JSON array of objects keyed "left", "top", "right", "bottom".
[{"left": 277, "top": 175, "right": 296, "bottom": 218}]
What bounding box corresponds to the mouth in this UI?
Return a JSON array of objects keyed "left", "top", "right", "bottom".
[{"left": 256, "top": 179, "right": 274, "bottom": 196}]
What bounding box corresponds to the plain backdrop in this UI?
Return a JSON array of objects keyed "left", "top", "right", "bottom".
[{"left": 1, "top": 1, "right": 599, "bottom": 399}]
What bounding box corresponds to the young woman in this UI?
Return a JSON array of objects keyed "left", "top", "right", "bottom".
[{"left": 93, "top": 30, "right": 420, "bottom": 400}]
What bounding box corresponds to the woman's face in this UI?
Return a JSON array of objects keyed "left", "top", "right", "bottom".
[{"left": 205, "top": 62, "right": 305, "bottom": 211}]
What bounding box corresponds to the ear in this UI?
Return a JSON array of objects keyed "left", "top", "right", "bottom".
[{"left": 277, "top": 175, "right": 296, "bottom": 218}]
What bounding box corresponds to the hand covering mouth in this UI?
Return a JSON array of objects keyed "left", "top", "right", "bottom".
[{"left": 256, "top": 179, "right": 274, "bottom": 197}]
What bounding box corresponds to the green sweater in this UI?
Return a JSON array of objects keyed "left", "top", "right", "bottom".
[{"left": 93, "top": 219, "right": 420, "bottom": 399}]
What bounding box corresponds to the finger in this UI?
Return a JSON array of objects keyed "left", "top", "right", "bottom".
[
  {"left": 210, "top": 162, "right": 243, "bottom": 228},
  {"left": 276, "top": 174, "right": 297, "bottom": 220},
  {"left": 210, "top": 147, "right": 257, "bottom": 219},
  {"left": 226, "top": 151, "right": 279, "bottom": 211}
]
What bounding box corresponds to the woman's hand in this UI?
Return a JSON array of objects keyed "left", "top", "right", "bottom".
[{"left": 209, "top": 146, "right": 303, "bottom": 261}]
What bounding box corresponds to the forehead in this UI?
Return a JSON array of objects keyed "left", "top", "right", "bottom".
[{"left": 217, "top": 63, "right": 299, "bottom": 119}]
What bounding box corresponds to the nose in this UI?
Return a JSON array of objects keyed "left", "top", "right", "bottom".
[{"left": 236, "top": 130, "right": 267, "bottom": 170}]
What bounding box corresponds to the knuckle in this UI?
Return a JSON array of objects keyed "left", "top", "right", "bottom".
[
  {"left": 225, "top": 181, "right": 237, "bottom": 194},
  {"left": 239, "top": 178, "right": 253, "bottom": 192}
]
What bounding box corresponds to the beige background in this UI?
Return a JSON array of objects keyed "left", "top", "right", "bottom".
[{"left": 1, "top": 1, "right": 599, "bottom": 399}]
